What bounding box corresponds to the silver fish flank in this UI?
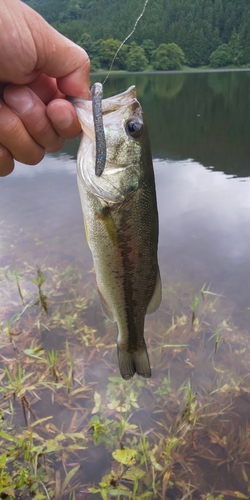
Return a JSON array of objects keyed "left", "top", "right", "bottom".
[{"left": 72, "top": 85, "right": 161, "bottom": 380}]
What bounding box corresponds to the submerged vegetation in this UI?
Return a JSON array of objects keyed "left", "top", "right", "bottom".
[{"left": 1, "top": 260, "right": 250, "bottom": 499}]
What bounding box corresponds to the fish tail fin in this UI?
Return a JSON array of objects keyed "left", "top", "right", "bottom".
[{"left": 117, "top": 344, "right": 151, "bottom": 380}]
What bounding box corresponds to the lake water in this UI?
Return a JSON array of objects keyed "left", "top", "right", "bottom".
[{"left": 1, "top": 71, "right": 250, "bottom": 499}]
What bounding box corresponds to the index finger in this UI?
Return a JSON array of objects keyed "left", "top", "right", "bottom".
[
  {"left": 2, "top": 0, "right": 90, "bottom": 98},
  {"left": 24, "top": 9, "right": 90, "bottom": 98}
]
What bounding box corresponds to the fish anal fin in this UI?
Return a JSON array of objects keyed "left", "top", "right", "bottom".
[
  {"left": 97, "top": 288, "right": 115, "bottom": 322},
  {"left": 117, "top": 344, "right": 151, "bottom": 380},
  {"left": 147, "top": 269, "right": 162, "bottom": 314}
]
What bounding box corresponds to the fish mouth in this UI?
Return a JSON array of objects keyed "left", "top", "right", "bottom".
[
  {"left": 71, "top": 86, "right": 142, "bottom": 203},
  {"left": 90, "top": 84, "right": 139, "bottom": 177},
  {"left": 70, "top": 85, "right": 138, "bottom": 138},
  {"left": 102, "top": 86, "right": 137, "bottom": 112}
]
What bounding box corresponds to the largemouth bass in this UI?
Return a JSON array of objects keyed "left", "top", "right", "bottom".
[{"left": 72, "top": 85, "right": 161, "bottom": 380}]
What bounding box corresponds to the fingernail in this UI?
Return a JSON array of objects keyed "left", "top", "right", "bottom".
[
  {"left": 4, "top": 86, "right": 35, "bottom": 114},
  {"left": 80, "top": 87, "right": 92, "bottom": 100}
]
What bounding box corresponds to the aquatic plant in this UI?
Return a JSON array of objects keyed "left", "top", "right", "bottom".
[{"left": 1, "top": 262, "right": 250, "bottom": 499}]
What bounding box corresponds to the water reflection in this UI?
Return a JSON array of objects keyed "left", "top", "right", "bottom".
[
  {"left": 155, "top": 159, "right": 250, "bottom": 314},
  {"left": 66, "top": 70, "right": 250, "bottom": 177},
  {"left": 61, "top": 71, "right": 250, "bottom": 177}
]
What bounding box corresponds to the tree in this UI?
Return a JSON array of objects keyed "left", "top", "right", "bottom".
[
  {"left": 240, "top": 19, "right": 250, "bottom": 65},
  {"left": 24, "top": 0, "right": 250, "bottom": 70},
  {"left": 185, "top": 24, "right": 205, "bottom": 67},
  {"left": 77, "top": 33, "right": 92, "bottom": 53},
  {"left": 209, "top": 44, "right": 231, "bottom": 68},
  {"left": 90, "top": 56, "right": 101, "bottom": 72},
  {"left": 213, "top": 0, "right": 224, "bottom": 35},
  {"left": 58, "top": 1, "right": 83, "bottom": 22},
  {"left": 152, "top": 43, "right": 185, "bottom": 71},
  {"left": 99, "top": 39, "right": 127, "bottom": 70},
  {"left": 126, "top": 43, "right": 148, "bottom": 72},
  {"left": 141, "top": 39, "right": 156, "bottom": 64},
  {"left": 54, "top": 20, "right": 84, "bottom": 43},
  {"left": 77, "top": 34, "right": 101, "bottom": 70},
  {"left": 228, "top": 30, "right": 243, "bottom": 66}
]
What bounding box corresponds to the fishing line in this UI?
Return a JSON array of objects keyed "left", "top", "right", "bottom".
[
  {"left": 102, "top": 0, "right": 150, "bottom": 86},
  {"left": 92, "top": 0, "right": 150, "bottom": 176}
]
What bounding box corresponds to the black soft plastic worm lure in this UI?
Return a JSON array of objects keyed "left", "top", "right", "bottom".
[{"left": 91, "top": 82, "right": 106, "bottom": 177}]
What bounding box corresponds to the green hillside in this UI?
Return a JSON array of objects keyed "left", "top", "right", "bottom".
[{"left": 23, "top": 0, "right": 250, "bottom": 69}]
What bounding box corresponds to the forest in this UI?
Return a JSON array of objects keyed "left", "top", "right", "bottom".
[{"left": 23, "top": 0, "right": 250, "bottom": 71}]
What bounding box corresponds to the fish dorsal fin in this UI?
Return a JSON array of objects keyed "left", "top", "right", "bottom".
[
  {"left": 97, "top": 288, "right": 115, "bottom": 322},
  {"left": 146, "top": 269, "right": 162, "bottom": 314}
]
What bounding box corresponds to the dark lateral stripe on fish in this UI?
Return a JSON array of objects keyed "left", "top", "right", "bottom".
[
  {"left": 91, "top": 82, "right": 106, "bottom": 177},
  {"left": 118, "top": 213, "right": 146, "bottom": 351}
]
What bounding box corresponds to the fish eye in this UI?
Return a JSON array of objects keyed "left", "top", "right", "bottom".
[{"left": 126, "top": 119, "right": 143, "bottom": 139}]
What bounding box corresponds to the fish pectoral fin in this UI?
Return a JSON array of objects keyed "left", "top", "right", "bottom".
[
  {"left": 83, "top": 216, "right": 91, "bottom": 249},
  {"left": 117, "top": 344, "right": 151, "bottom": 380},
  {"left": 146, "top": 269, "right": 162, "bottom": 314},
  {"left": 97, "top": 288, "right": 115, "bottom": 322},
  {"left": 96, "top": 208, "right": 119, "bottom": 247}
]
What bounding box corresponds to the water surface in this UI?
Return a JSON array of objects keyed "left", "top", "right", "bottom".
[{"left": 1, "top": 71, "right": 250, "bottom": 499}]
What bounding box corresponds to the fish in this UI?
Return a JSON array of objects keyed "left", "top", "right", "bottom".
[{"left": 71, "top": 85, "right": 161, "bottom": 380}]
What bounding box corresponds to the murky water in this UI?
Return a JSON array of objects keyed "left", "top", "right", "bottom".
[{"left": 1, "top": 71, "right": 250, "bottom": 498}]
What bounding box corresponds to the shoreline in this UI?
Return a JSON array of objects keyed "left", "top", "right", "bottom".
[{"left": 91, "top": 67, "right": 250, "bottom": 75}]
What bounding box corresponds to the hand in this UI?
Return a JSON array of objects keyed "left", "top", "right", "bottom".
[{"left": 0, "top": 0, "right": 90, "bottom": 176}]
